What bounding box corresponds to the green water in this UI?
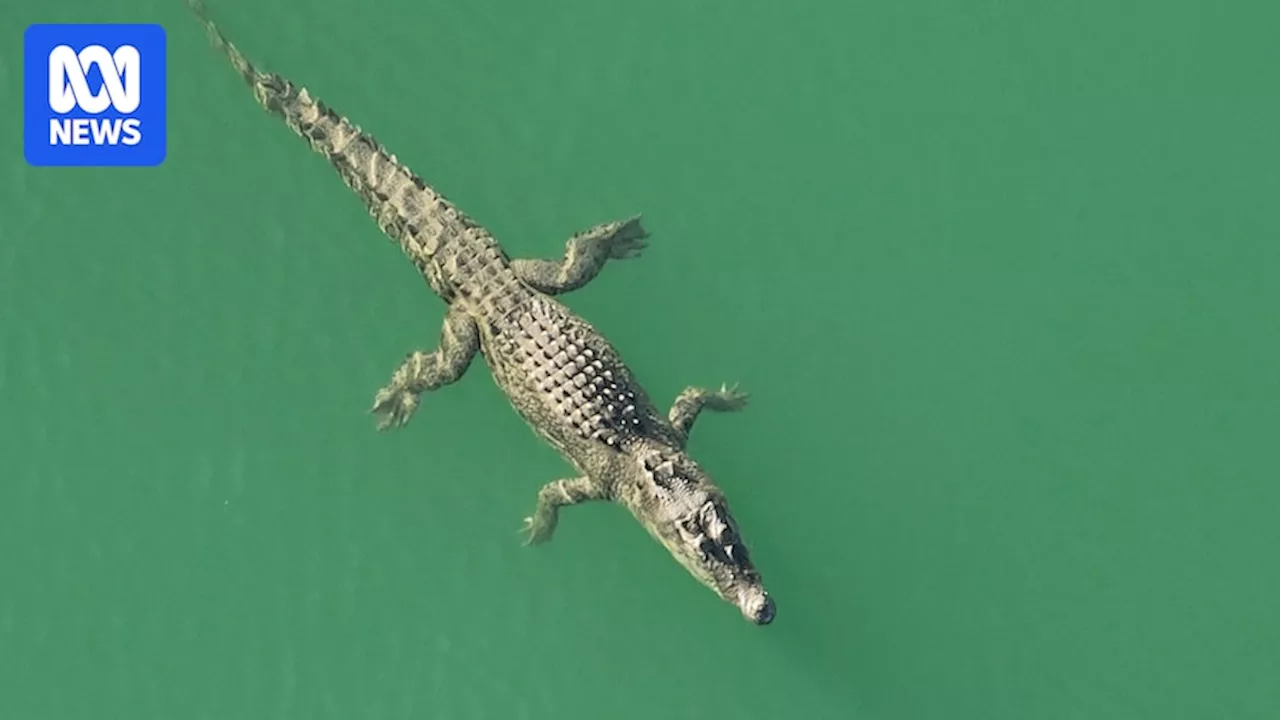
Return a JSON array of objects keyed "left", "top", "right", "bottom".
[{"left": 3, "top": 1, "right": 1278, "bottom": 718}]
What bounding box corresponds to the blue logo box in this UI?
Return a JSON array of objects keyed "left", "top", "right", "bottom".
[{"left": 24, "top": 24, "right": 167, "bottom": 167}]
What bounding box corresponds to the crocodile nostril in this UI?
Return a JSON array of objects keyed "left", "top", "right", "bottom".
[
  {"left": 738, "top": 588, "right": 775, "bottom": 625},
  {"left": 755, "top": 596, "right": 776, "bottom": 625}
]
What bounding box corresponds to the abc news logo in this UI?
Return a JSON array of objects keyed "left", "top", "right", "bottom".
[
  {"left": 24, "top": 24, "right": 167, "bottom": 168},
  {"left": 48, "top": 44, "right": 144, "bottom": 147}
]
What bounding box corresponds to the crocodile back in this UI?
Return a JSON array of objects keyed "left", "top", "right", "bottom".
[{"left": 481, "top": 294, "right": 674, "bottom": 468}]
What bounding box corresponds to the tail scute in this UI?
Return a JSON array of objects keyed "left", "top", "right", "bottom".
[
  {"left": 188, "top": 0, "right": 334, "bottom": 148},
  {"left": 188, "top": 0, "right": 258, "bottom": 87},
  {"left": 187, "top": 0, "right": 497, "bottom": 283}
]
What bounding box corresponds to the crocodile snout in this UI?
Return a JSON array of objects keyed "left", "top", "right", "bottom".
[{"left": 738, "top": 587, "right": 776, "bottom": 625}]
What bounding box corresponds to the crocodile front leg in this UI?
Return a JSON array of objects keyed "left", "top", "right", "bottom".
[
  {"left": 511, "top": 215, "right": 648, "bottom": 294},
  {"left": 521, "top": 476, "right": 609, "bottom": 545},
  {"left": 667, "top": 384, "right": 750, "bottom": 449},
  {"left": 370, "top": 307, "right": 480, "bottom": 430}
]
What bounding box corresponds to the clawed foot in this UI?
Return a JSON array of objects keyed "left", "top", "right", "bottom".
[
  {"left": 707, "top": 382, "right": 750, "bottom": 411},
  {"left": 370, "top": 384, "right": 420, "bottom": 430},
  {"left": 520, "top": 511, "right": 557, "bottom": 546},
  {"left": 601, "top": 215, "right": 649, "bottom": 260}
]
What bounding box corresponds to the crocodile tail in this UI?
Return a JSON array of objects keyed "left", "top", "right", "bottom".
[
  {"left": 188, "top": 1, "right": 461, "bottom": 256},
  {"left": 189, "top": 1, "right": 511, "bottom": 301},
  {"left": 188, "top": 0, "right": 358, "bottom": 161},
  {"left": 188, "top": 0, "right": 255, "bottom": 86}
]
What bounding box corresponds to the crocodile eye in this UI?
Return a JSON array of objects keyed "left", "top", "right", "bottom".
[
  {"left": 700, "top": 503, "right": 734, "bottom": 539},
  {"left": 678, "top": 518, "right": 701, "bottom": 538}
]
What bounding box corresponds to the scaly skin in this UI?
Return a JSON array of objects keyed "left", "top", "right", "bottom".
[{"left": 191, "top": 1, "right": 775, "bottom": 625}]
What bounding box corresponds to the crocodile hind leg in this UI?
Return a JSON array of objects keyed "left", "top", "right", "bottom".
[
  {"left": 667, "top": 384, "right": 750, "bottom": 449},
  {"left": 370, "top": 307, "right": 480, "bottom": 430},
  {"left": 521, "top": 476, "right": 609, "bottom": 545},
  {"left": 511, "top": 215, "right": 648, "bottom": 295}
]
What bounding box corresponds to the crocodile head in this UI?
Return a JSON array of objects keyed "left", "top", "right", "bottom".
[{"left": 634, "top": 452, "right": 775, "bottom": 625}]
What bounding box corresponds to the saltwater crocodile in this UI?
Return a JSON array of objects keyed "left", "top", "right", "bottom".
[{"left": 190, "top": 1, "right": 775, "bottom": 624}]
